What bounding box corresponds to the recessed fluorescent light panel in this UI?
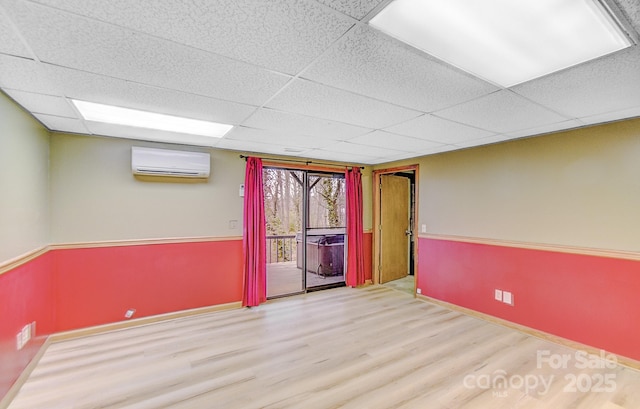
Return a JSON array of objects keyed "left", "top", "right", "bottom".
[
  {"left": 370, "top": 0, "right": 632, "bottom": 87},
  {"left": 72, "top": 100, "right": 233, "bottom": 137}
]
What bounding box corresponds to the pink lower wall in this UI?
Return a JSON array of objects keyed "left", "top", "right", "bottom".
[
  {"left": 0, "top": 239, "right": 243, "bottom": 401},
  {"left": 52, "top": 240, "right": 243, "bottom": 331},
  {"left": 0, "top": 252, "right": 55, "bottom": 400},
  {"left": 418, "top": 237, "right": 640, "bottom": 361}
]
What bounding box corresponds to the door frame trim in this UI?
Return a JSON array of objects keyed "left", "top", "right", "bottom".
[{"left": 372, "top": 165, "right": 419, "bottom": 286}]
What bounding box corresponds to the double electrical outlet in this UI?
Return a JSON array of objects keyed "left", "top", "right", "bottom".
[
  {"left": 495, "top": 289, "right": 514, "bottom": 306},
  {"left": 16, "top": 321, "right": 36, "bottom": 350}
]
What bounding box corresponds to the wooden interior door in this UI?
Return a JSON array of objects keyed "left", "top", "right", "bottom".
[{"left": 379, "top": 174, "right": 410, "bottom": 284}]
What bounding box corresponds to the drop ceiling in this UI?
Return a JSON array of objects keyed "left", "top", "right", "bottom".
[{"left": 1, "top": 0, "right": 639, "bottom": 165}]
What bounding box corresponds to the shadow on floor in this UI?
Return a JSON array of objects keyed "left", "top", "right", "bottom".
[{"left": 381, "top": 275, "right": 415, "bottom": 295}]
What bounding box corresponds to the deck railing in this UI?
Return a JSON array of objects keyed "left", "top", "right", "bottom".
[{"left": 266, "top": 234, "right": 297, "bottom": 264}]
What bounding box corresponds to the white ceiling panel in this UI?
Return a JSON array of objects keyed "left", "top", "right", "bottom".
[
  {"left": 266, "top": 79, "right": 422, "bottom": 128},
  {"left": 0, "top": 7, "right": 31, "bottom": 58},
  {"left": 242, "top": 108, "right": 371, "bottom": 140},
  {"left": 384, "top": 114, "right": 495, "bottom": 144},
  {"left": 0, "top": 55, "right": 60, "bottom": 95},
  {"left": 321, "top": 140, "right": 409, "bottom": 157},
  {"left": 224, "top": 126, "right": 334, "bottom": 150},
  {"left": 4, "top": 89, "right": 76, "bottom": 118},
  {"left": 303, "top": 25, "right": 498, "bottom": 112},
  {"left": 216, "top": 138, "right": 310, "bottom": 157},
  {"left": 417, "top": 144, "right": 462, "bottom": 155},
  {"left": 380, "top": 145, "right": 459, "bottom": 162},
  {"left": 9, "top": 2, "right": 290, "bottom": 105},
  {"left": 615, "top": 0, "right": 640, "bottom": 33},
  {"left": 513, "top": 47, "right": 640, "bottom": 118},
  {"left": 85, "top": 122, "right": 225, "bottom": 148},
  {"left": 34, "top": 113, "right": 90, "bottom": 134},
  {"left": 30, "top": 0, "right": 355, "bottom": 75},
  {"left": 1, "top": 0, "right": 639, "bottom": 165},
  {"left": 347, "top": 130, "right": 445, "bottom": 151},
  {"left": 434, "top": 91, "right": 569, "bottom": 134},
  {"left": 315, "top": 0, "right": 386, "bottom": 20},
  {"left": 505, "top": 119, "right": 585, "bottom": 139},
  {"left": 45, "top": 65, "right": 257, "bottom": 125},
  {"left": 302, "top": 148, "right": 378, "bottom": 164},
  {"left": 578, "top": 105, "right": 640, "bottom": 126},
  {"left": 454, "top": 134, "right": 529, "bottom": 149}
]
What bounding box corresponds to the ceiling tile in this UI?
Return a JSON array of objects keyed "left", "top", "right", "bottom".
[
  {"left": 375, "top": 151, "right": 422, "bottom": 163},
  {"left": 417, "top": 144, "right": 461, "bottom": 155},
  {"left": 378, "top": 145, "right": 458, "bottom": 163},
  {"left": 0, "top": 55, "right": 60, "bottom": 95},
  {"left": 4, "top": 89, "right": 77, "bottom": 117},
  {"left": 242, "top": 108, "right": 371, "bottom": 140},
  {"left": 615, "top": 0, "right": 640, "bottom": 34},
  {"left": 578, "top": 105, "right": 640, "bottom": 126},
  {"left": 321, "top": 140, "right": 408, "bottom": 157},
  {"left": 505, "top": 119, "right": 584, "bottom": 139},
  {"left": 216, "top": 138, "right": 310, "bottom": 157},
  {"left": 303, "top": 148, "right": 378, "bottom": 164},
  {"left": 45, "top": 65, "right": 257, "bottom": 125},
  {"left": 9, "top": 2, "right": 291, "bottom": 105},
  {"left": 513, "top": 46, "right": 640, "bottom": 118},
  {"left": 454, "top": 134, "right": 527, "bottom": 149},
  {"left": 302, "top": 25, "right": 498, "bottom": 112},
  {"left": 2, "top": 0, "right": 639, "bottom": 164},
  {"left": 29, "top": 0, "right": 354, "bottom": 75},
  {"left": 224, "top": 126, "right": 334, "bottom": 149},
  {"left": 347, "top": 130, "right": 444, "bottom": 151},
  {"left": 314, "top": 0, "right": 385, "bottom": 19},
  {"left": 384, "top": 114, "right": 495, "bottom": 144},
  {"left": 85, "top": 122, "right": 224, "bottom": 147},
  {"left": 0, "top": 7, "right": 31, "bottom": 58},
  {"left": 34, "top": 113, "right": 90, "bottom": 134},
  {"left": 266, "top": 79, "right": 421, "bottom": 128},
  {"left": 434, "top": 91, "right": 568, "bottom": 134}
]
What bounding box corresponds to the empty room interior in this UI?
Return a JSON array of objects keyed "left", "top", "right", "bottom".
[{"left": 1, "top": 0, "right": 640, "bottom": 407}]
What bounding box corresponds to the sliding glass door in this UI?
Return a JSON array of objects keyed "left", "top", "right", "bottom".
[
  {"left": 264, "top": 168, "right": 304, "bottom": 298},
  {"left": 305, "top": 172, "right": 345, "bottom": 290},
  {"left": 264, "top": 168, "right": 345, "bottom": 298}
]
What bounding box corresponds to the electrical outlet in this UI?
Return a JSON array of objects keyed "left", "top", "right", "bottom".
[
  {"left": 416, "top": 288, "right": 422, "bottom": 294},
  {"left": 229, "top": 220, "right": 238, "bottom": 229},
  {"left": 125, "top": 309, "right": 136, "bottom": 319},
  {"left": 503, "top": 291, "right": 513, "bottom": 305},
  {"left": 495, "top": 289, "right": 503, "bottom": 301},
  {"left": 23, "top": 324, "right": 31, "bottom": 343},
  {"left": 421, "top": 224, "right": 427, "bottom": 233}
]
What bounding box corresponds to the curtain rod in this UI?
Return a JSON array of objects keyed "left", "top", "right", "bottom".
[{"left": 239, "top": 155, "right": 365, "bottom": 169}]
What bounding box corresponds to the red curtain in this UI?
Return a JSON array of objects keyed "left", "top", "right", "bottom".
[
  {"left": 242, "top": 157, "right": 266, "bottom": 307},
  {"left": 345, "top": 167, "right": 365, "bottom": 287}
]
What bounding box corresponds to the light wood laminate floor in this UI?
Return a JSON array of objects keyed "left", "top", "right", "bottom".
[{"left": 7, "top": 286, "right": 640, "bottom": 409}]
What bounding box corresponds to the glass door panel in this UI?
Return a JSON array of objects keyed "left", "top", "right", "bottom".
[
  {"left": 264, "top": 168, "right": 304, "bottom": 298},
  {"left": 305, "top": 173, "right": 346, "bottom": 290}
]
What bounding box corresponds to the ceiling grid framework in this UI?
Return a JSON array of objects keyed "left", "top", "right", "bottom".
[{"left": 0, "top": 0, "right": 639, "bottom": 165}]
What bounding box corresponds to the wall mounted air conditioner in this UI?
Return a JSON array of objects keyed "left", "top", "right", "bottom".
[{"left": 131, "top": 147, "right": 210, "bottom": 178}]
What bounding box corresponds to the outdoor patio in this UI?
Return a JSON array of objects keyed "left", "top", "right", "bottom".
[{"left": 266, "top": 261, "right": 345, "bottom": 298}]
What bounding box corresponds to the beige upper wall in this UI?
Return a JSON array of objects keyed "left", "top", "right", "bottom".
[
  {"left": 50, "top": 134, "right": 247, "bottom": 243},
  {"left": 397, "top": 119, "right": 640, "bottom": 252},
  {"left": 0, "top": 92, "right": 50, "bottom": 263},
  {"left": 50, "top": 134, "right": 373, "bottom": 243}
]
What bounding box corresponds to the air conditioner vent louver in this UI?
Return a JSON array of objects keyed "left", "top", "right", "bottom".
[{"left": 131, "top": 147, "right": 210, "bottom": 179}]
